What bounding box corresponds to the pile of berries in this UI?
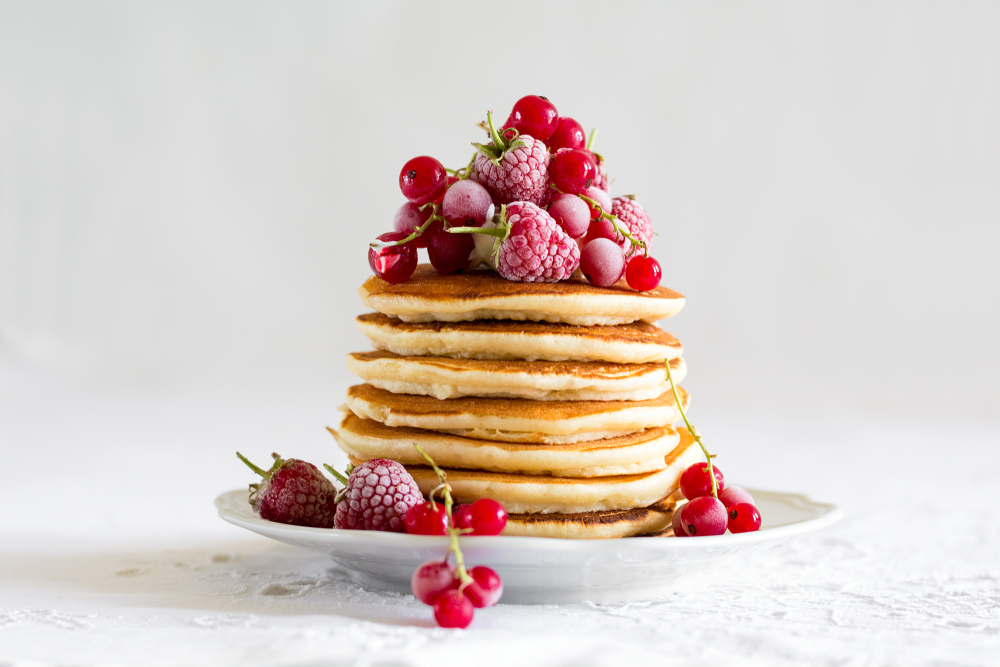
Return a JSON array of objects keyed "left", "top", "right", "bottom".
[
  {"left": 662, "top": 360, "right": 763, "bottom": 537},
  {"left": 238, "top": 448, "right": 507, "bottom": 628},
  {"left": 368, "top": 95, "right": 664, "bottom": 291}
]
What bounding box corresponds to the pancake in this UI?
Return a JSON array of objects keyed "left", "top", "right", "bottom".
[
  {"left": 359, "top": 264, "right": 685, "bottom": 325},
  {"left": 404, "top": 434, "right": 702, "bottom": 513},
  {"left": 344, "top": 383, "right": 691, "bottom": 444},
  {"left": 345, "top": 350, "right": 687, "bottom": 401},
  {"left": 355, "top": 313, "right": 682, "bottom": 364},
  {"left": 332, "top": 413, "right": 681, "bottom": 477},
  {"left": 503, "top": 496, "right": 680, "bottom": 539}
]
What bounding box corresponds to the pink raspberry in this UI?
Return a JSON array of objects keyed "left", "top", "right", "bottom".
[
  {"left": 238, "top": 452, "right": 338, "bottom": 528},
  {"left": 611, "top": 196, "right": 653, "bottom": 259},
  {"left": 471, "top": 110, "right": 550, "bottom": 207},
  {"left": 592, "top": 153, "right": 609, "bottom": 192},
  {"left": 334, "top": 458, "right": 422, "bottom": 532},
  {"left": 494, "top": 201, "right": 580, "bottom": 282}
]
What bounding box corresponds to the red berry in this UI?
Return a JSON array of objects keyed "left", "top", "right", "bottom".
[
  {"left": 463, "top": 566, "right": 503, "bottom": 608},
  {"left": 442, "top": 180, "right": 493, "bottom": 227},
  {"left": 580, "top": 238, "right": 627, "bottom": 287},
  {"left": 547, "top": 194, "right": 591, "bottom": 239},
  {"left": 404, "top": 501, "right": 449, "bottom": 535},
  {"left": 432, "top": 589, "right": 475, "bottom": 628},
  {"left": 453, "top": 498, "right": 507, "bottom": 536},
  {"left": 549, "top": 149, "right": 597, "bottom": 195},
  {"left": 399, "top": 156, "right": 447, "bottom": 206},
  {"left": 582, "top": 186, "right": 612, "bottom": 220},
  {"left": 582, "top": 217, "right": 619, "bottom": 245},
  {"left": 493, "top": 202, "right": 580, "bottom": 283},
  {"left": 546, "top": 117, "right": 586, "bottom": 152},
  {"left": 719, "top": 486, "right": 755, "bottom": 509},
  {"left": 411, "top": 560, "right": 457, "bottom": 604},
  {"left": 671, "top": 504, "right": 690, "bottom": 537},
  {"left": 625, "top": 255, "right": 662, "bottom": 291},
  {"left": 679, "top": 496, "right": 728, "bottom": 537},
  {"left": 727, "top": 503, "right": 762, "bottom": 533},
  {"left": 392, "top": 202, "right": 438, "bottom": 249},
  {"left": 503, "top": 95, "right": 559, "bottom": 141},
  {"left": 368, "top": 232, "right": 417, "bottom": 284},
  {"left": 679, "top": 462, "right": 725, "bottom": 500},
  {"left": 237, "top": 452, "right": 338, "bottom": 528},
  {"left": 427, "top": 229, "right": 475, "bottom": 274}
]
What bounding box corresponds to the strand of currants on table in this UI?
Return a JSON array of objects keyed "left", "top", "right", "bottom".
[{"left": 368, "top": 95, "right": 664, "bottom": 290}]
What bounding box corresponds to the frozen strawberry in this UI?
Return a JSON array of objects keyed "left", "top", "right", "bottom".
[
  {"left": 472, "top": 111, "right": 550, "bottom": 207},
  {"left": 334, "top": 458, "right": 423, "bottom": 532},
  {"left": 237, "top": 452, "right": 338, "bottom": 528}
]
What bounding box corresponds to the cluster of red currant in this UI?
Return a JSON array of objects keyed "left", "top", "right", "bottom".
[
  {"left": 406, "top": 445, "right": 505, "bottom": 628},
  {"left": 663, "top": 360, "right": 762, "bottom": 537},
  {"left": 368, "top": 95, "right": 664, "bottom": 291}
]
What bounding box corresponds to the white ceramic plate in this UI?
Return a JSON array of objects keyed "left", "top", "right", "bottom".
[{"left": 216, "top": 488, "right": 842, "bottom": 604}]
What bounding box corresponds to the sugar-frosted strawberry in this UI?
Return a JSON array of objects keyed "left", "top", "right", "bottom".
[
  {"left": 471, "top": 111, "right": 550, "bottom": 207},
  {"left": 611, "top": 196, "right": 653, "bottom": 259},
  {"left": 450, "top": 201, "right": 580, "bottom": 282},
  {"left": 334, "top": 458, "right": 422, "bottom": 532},
  {"left": 237, "top": 452, "right": 338, "bottom": 528}
]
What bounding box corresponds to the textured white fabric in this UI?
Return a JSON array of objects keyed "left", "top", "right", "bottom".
[{"left": 1, "top": 377, "right": 998, "bottom": 667}]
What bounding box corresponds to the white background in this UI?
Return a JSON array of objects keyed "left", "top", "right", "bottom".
[
  {"left": 1, "top": 3, "right": 999, "bottom": 666},
  {"left": 2, "top": 1, "right": 998, "bottom": 418}
]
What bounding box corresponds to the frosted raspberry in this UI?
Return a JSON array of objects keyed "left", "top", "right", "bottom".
[
  {"left": 238, "top": 452, "right": 338, "bottom": 528},
  {"left": 611, "top": 197, "right": 653, "bottom": 259},
  {"left": 335, "top": 458, "right": 422, "bottom": 532},
  {"left": 471, "top": 110, "right": 550, "bottom": 207},
  {"left": 494, "top": 202, "right": 580, "bottom": 282},
  {"left": 592, "top": 153, "right": 609, "bottom": 192}
]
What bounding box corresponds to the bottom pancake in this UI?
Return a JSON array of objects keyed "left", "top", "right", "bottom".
[{"left": 503, "top": 496, "right": 681, "bottom": 539}]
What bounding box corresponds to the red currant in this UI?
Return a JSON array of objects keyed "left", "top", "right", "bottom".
[
  {"left": 463, "top": 566, "right": 504, "bottom": 608},
  {"left": 368, "top": 232, "right": 417, "bottom": 284},
  {"left": 433, "top": 589, "right": 475, "bottom": 628},
  {"left": 549, "top": 149, "right": 597, "bottom": 195},
  {"left": 679, "top": 462, "right": 725, "bottom": 500},
  {"left": 399, "top": 156, "right": 447, "bottom": 206},
  {"left": 411, "top": 560, "right": 457, "bottom": 604},
  {"left": 718, "top": 485, "right": 755, "bottom": 509},
  {"left": 580, "top": 238, "right": 627, "bottom": 287},
  {"left": 548, "top": 194, "right": 591, "bottom": 239},
  {"left": 671, "top": 504, "right": 690, "bottom": 537},
  {"left": 727, "top": 503, "right": 762, "bottom": 533},
  {"left": 503, "top": 95, "right": 559, "bottom": 141},
  {"left": 453, "top": 499, "right": 507, "bottom": 536},
  {"left": 679, "top": 496, "right": 728, "bottom": 536},
  {"left": 582, "top": 218, "right": 619, "bottom": 245},
  {"left": 404, "top": 501, "right": 449, "bottom": 535},
  {"left": 428, "top": 229, "right": 475, "bottom": 275},
  {"left": 392, "top": 202, "right": 437, "bottom": 249},
  {"left": 546, "top": 116, "right": 586, "bottom": 152},
  {"left": 625, "top": 255, "right": 662, "bottom": 291}
]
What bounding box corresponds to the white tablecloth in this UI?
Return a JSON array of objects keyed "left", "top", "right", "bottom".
[{"left": 2, "top": 373, "right": 998, "bottom": 667}]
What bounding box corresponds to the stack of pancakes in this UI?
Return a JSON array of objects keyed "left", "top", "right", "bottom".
[{"left": 332, "top": 265, "right": 701, "bottom": 538}]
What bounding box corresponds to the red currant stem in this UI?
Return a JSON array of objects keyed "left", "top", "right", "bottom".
[
  {"left": 664, "top": 358, "right": 718, "bottom": 499},
  {"left": 577, "top": 194, "right": 648, "bottom": 254},
  {"left": 586, "top": 128, "right": 598, "bottom": 151},
  {"left": 322, "top": 463, "right": 349, "bottom": 487},
  {"left": 412, "top": 443, "right": 473, "bottom": 586},
  {"left": 236, "top": 451, "right": 270, "bottom": 479},
  {"left": 446, "top": 154, "right": 477, "bottom": 181},
  {"left": 369, "top": 204, "right": 445, "bottom": 248}
]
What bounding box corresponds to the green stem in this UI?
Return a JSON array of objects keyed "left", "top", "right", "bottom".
[
  {"left": 322, "top": 463, "right": 349, "bottom": 486},
  {"left": 236, "top": 451, "right": 269, "bottom": 479},
  {"left": 577, "top": 194, "right": 648, "bottom": 255},
  {"left": 486, "top": 110, "right": 506, "bottom": 150},
  {"left": 447, "top": 226, "right": 504, "bottom": 237},
  {"left": 664, "top": 358, "right": 718, "bottom": 499},
  {"left": 370, "top": 204, "right": 444, "bottom": 248},
  {"left": 587, "top": 128, "right": 598, "bottom": 151},
  {"left": 413, "top": 442, "right": 473, "bottom": 586}
]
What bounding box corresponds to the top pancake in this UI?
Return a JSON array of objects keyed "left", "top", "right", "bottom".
[{"left": 359, "top": 265, "right": 685, "bottom": 325}]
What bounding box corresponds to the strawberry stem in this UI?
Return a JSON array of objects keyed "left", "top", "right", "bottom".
[
  {"left": 322, "top": 463, "right": 349, "bottom": 487},
  {"left": 663, "top": 358, "right": 718, "bottom": 499},
  {"left": 413, "top": 442, "right": 473, "bottom": 587},
  {"left": 236, "top": 451, "right": 270, "bottom": 479},
  {"left": 587, "top": 128, "right": 598, "bottom": 151}
]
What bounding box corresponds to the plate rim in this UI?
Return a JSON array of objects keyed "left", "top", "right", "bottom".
[{"left": 216, "top": 487, "right": 843, "bottom": 550}]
